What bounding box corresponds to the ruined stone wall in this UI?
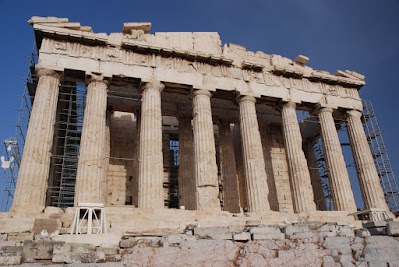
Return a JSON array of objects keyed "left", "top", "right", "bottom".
[
  {"left": 2, "top": 221, "right": 399, "bottom": 266},
  {"left": 107, "top": 112, "right": 136, "bottom": 205},
  {"left": 268, "top": 124, "right": 294, "bottom": 213}
]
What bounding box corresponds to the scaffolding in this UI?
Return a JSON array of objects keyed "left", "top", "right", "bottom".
[
  {"left": 313, "top": 138, "right": 334, "bottom": 211},
  {"left": 0, "top": 138, "right": 21, "bottom": 211},
  {"left": 362, "top": 99, "right": 399, "bottom": 212},
  {"left": 168, "top": 139, "right": 179, "bottom": 208},
  {"left": 0, "top": 54, "right": 35, "bottom": 212},
  {"left": 47, "top": 82, "right": 86, "bottom": 208}
]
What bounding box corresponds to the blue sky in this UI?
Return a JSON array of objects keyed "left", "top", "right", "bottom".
[{"left": 0, "top": 0, "right": 398, "bottom": 209}]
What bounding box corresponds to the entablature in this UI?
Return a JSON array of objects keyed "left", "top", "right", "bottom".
[{"left": 30, "top": 16, "right": 365, "bottom": 111}]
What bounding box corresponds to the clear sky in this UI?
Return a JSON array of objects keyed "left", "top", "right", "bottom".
[{"left": 0, "top": 0, "right": 398, "bottom": 209}]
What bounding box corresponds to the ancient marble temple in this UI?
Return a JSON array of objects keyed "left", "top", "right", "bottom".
[{"left": 12, "top": 16, "right": 390, "bottom": 221}]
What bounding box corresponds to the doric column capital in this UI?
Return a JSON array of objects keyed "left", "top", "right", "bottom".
[
  {"left": 317, "top": 106, "right": 334, "bottom": 114},
  {"left": 347, "top": 109, "right": 362, "bottom": 118},
  {"left": 283, "top": 101, "right": 296, "bottom": 109},
  {"left": 192, "top": 89, "right": 212, "bottom": 97},
  {"left": 237, "top": 95, "right": 256, "bottom": 104},
  {"left": 35, "top": 66, "right": 63, "bottom": 80},
  {"left": 86, "top": 73, "right": 111, "bottom": 86},
  {"left": 140, "top": 80, "right": 165, "bottom": 92}
]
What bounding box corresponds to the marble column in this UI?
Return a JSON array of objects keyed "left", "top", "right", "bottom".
[
  {"left": 318, "top": 107, "right": 357, "bottom": 212},
  {"left": 178, "top": 115, "right": 196, "bottom": 210},
  {"left": 346, "top": 110, "right": 388, "bottom": 210},
  {"left": 192, "top": 89, "right": 221, "bottom": 210},
  {"left": 137, "top": 81, "right": 165, "bottom": 209},
  {"left": 281, "top": 102, "right": 316, "bottom": 212},
  {"left": 75, "top": 75, "right": 109, "bottom": 205},
  {"left": 12, "top": 68, "right": 61, "bottom": 212},
  {"left": 218, "top": 120, "right": 241, "bottom": 213},
  {"left": 304, "top": 140, "right": 328, "bottom": 211},
  {"left": 238, "top": 95, "right": 270, "bottom": 212}
]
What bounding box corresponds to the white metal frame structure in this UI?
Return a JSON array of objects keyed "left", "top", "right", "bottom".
[{"left": 70, "top": 203, "right": 107, "bottom": 234}]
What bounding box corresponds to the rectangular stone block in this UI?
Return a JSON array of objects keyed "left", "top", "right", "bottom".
[
  {"left": 0, "top": 218, "right": 35, "bottom": 233},
  {"left": 0, "top": 246, "right": 22, "bottom": 265},
  {"left": 0, "top": 234, "right": 7, "bottom": 241},
  {"left": 365, "top": 236, "right": 399, "bottom": 248},
  {"left": 337, "top": 226, "right": 355, "bottom": 237},
  {"left": 286, "top": 232, "right": 317, "bottom": 240},
  {"left": 119, "top": 238, "right": 138, "bottom": 249},
  {"left": 317, "top": 223, "right": 338, "bottom": 237},
  {"left": 233, "top": 232, "right": 251, "bottom": 241},
  {"left": 32, "top": 218, "right": 62, "bottom": 234},
  {"left": 163, "top": 234, "right": 196, "bottom": 243},
  {"left": 245, "top": 220, "right": 261, "bottom": 227},
  {"left": 208, "top": 233, "right": 233, "bottom": 240},
  {"left": 249, "top": 226, "right": 281, "bottom": 235},
  {"left": 318, "top": 223, "right": 337, "bottom": 232},
  {"left": 317, "top": 231, "right": 337, "bottom": 238},
  {"left": 0, "top": 241, "right": 15, "bottom": 249},
  {"left": 252, "top": 233, "right": 285, "bottom": 240},
  {"left": 7, "top": 232, "right": 34, "bottom": 244},
  {"left": 52, "top": 242, "right": 97, "bottom": 264},
  {"left": 282, "top": 224, "right": 312, "bottom": 235},
  {"left": 22, "top": 240, "right": 64, "bottom": 262},
  {"left": 366, "top": 261, "right": 390, "bottom": 267},
  {"left": 96, "top": 246, "right": 119, "bottom": 256},
  {"left": 323, "top": 237, "right": 352, "bottom": 255},
  {"left": 193, "top": 227, "right": 232, "bottom": 239},
  {"left": 0, "top": 254, "right": 22, "bottom": 265},
  {"left": 387, "top": 221, "right": 399, "bottom": 236}
]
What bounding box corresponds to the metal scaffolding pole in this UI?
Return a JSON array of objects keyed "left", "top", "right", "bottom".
[
  {"left": 362, "top": 99, "right": 399, "bottom": 212},
  {"left": 312, "top": 138, "right": 334, "bottom": 211},
  {"left": 0, "top": 53, "right": 35, "bottom": 212}
]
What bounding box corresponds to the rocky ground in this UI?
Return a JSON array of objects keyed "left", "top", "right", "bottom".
[{"left": 1, "top": 221, "right": 399, "bottom": 266}]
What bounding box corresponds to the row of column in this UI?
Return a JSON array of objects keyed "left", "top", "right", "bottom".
[{"left": 11, "top": 68, "right": 388, "bottom": 213}]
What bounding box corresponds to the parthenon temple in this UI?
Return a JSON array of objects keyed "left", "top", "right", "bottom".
[{"left": 9, "top": 16, "right": 395, "bottom": 228}]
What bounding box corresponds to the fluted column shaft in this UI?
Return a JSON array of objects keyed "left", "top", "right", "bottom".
[
  {"left": 178, "top": 116, "right": 196, "bottom": 210},
  {"left": 318, "top": 107, "right": 357, "bottom": 212},
  {"left": 347, "top": 110, "right": 388, "bottom": 210},
  {"left": 304, "top": 140, "right": 328, "bottom": 211},
  {"left": 137, "top": 81, "right": 165, "bottom": 209},
  {"left": 75, "top": 76, "right": 109, "bottom": 205},
  {"left": 13, "top": 68, "right": 61, "bottom": 212},
  {"left": 238, "top": 96, "right": 270, "bottom": 212},
  {"left": 192, "top": 89, "right": 221, "bottom": 210},
  {"left": 219, "top": 120, "right": 240, "bottom": 213},
  {"left": 281, "top": 102, "right": 316, "bottom": 212}
]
